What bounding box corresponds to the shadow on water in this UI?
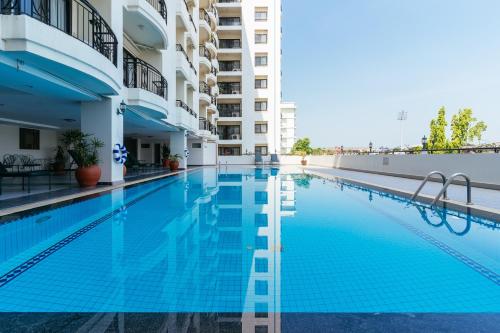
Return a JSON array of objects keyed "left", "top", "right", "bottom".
[{"left": 0, "top": 312, "right": 500, "bottom": 333}]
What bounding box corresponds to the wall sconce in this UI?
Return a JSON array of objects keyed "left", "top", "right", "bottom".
[{"left": 117, "top": 101, "right": 127, "bottom": 115}]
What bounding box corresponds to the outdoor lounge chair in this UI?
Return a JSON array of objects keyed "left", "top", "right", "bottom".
[
  {"left": 270, "top": 153, "right": 280, "bottom": 165},
  {"left": 255, "top": 153, "right": 264, "bottom": 166},
  {"left": 0, "top": 161, "right": 51, "bottom": 195}
]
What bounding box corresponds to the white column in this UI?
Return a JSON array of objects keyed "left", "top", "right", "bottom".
[
  {"left": 81, "top": 98, "right": 124, "bottom": 184},
  {"left": 170, "top": 130, "right": 188, "bottom": 169}
]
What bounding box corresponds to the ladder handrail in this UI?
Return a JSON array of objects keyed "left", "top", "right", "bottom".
[
  {"left": 411, "top": 171, "right": 448, "bottom": 200},
  {"left": 431, "top": 172, "right": 473, "bottom": 206}
]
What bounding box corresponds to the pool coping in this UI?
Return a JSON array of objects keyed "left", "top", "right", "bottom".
[
  {"left": 0, "top": 167, "right": 203, "bottom": 218},
  {"left": 304, "top": 167, "right": 500, "bottom": 223}
]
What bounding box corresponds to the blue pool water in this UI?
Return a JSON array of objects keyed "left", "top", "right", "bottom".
[{"left": 0, "top": 167, "right": 498, "bottom": 312}]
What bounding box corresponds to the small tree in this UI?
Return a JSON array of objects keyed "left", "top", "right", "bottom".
[
  {"left": 450, "top": 108, "right": 487, "bottom": 147},
  {"left": 428, "top": 106, "right": 448, "bottom": 151},
  {"left": 292, "top": 138, "right": 313, "bottom": 156}
]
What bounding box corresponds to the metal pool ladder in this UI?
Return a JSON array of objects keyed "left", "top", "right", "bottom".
[
  {"left": 411, "top": 171, "right": 448, "bottom": 201},
  {"left": 431, "top": 173, "right": 473, "bottom": 206}
]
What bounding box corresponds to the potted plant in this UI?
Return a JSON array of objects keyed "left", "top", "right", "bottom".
[
  {"left": 61, "top": 129, "right": 104, "bottom": 187},
  {"left": 168, "top": 154, "right": 182, "bottom": 171},
  {"left": 52, "top": 145, "right": 66, "bottom": 175},
  {"left": 300, "top": 151, "right": 308, "bottom": 166},
  {"left": 161, "top": 144, "right": 170, "bottom": 168}
]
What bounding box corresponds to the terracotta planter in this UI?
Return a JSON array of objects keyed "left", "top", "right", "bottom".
[
  {"left": 75, "top": 165, "right": 101, "bottom": 187},
  {"left": 162, "top": 159, "right": 170, "bottom": 168},
  {"left": 123, "top": 165, "right": 127, "bottom": 177},
  {"left": 301, "top": 159, "right": 307, "bottom": 166},
  {"left": 169, "top": 160, "right": 179, "bottom": 171}
]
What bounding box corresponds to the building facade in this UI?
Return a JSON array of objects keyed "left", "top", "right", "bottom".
[
  {"left": 0, "top": 0, "right": 291, "bottom": 185},
  {"left": 216, "top": 0, "right": 282, "bottom": 164},
  {"left": 280, "top": 102, "right": 296, "bottom": 154}
]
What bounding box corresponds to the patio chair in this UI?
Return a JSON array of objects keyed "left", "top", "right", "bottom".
[
  {"left": 270, "top": 153, "right": 280, "bottom": 165},
  {"left": 0, "top": 161, "right": 51, "bottom": 195},
  {"left": 255, "top": 153, "right": 264, "bottom": 166},
  {"left": 2, "top": 154, "right": 17, "bottom": 170}
]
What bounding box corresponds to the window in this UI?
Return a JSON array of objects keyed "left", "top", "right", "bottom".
[
  {"left": 192, "top": 142, "right": 202, "bottom": 148},
  {"left": 255, "top": 123, "right": 268, "bottom": 134},
  {"left": 255, "top": 100, "right": 268, "bottom": 111},
  {"left": 255, "top": 54, "right": 268, "bottom": 66},
  {"left": 255, "top": 31, "right": 268, "bottom": 44},
  {"left": 255, "top": 78, "right": 268, "bottom": 89},
  {"left": 255, "top": 145, "right": 268, "bottom": 157},
  {"left": 255, "top": 326, "right": 269, "bottom": 333},
  {"left": 255, "top": 8, "right": 268, "bottom": 21},
  {"left": 255, "top": 258, "right": 268, "bottom": 273},
  {"left": 19, "top": 128, "right": 40, "bottom": 150},
  {"left": 255, "top": 280, "right": 268, "bottom": 295},
  {"left": 255, "top": 213, "right": 268, "bottom": 227},
  {"left": 140, "top": 143, "right": 150, "bottom": 149}
]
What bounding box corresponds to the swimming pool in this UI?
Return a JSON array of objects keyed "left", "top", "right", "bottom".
[{"left": 0, "top": 167, "right": 498, "bottom": 312}]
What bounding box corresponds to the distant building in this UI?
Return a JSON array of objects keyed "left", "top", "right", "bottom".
[{"left": 280, "top": 102, "right": 297, "bottom": 154}]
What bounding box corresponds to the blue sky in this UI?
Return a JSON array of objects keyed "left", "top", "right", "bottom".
[{"left": 281, "top": 0, "right": 500, "bottom": 148}]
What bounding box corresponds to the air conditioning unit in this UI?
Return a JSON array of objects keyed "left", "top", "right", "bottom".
[
  {"left": 231, "top": 111, "right": 240, "bottom": 117},
  {"left": 231, "top": 90, "right": 240, "bottom": 94},
  {"left": 230, "top": 134, "right": 240, "bottom": 140},
  {"left": 232, "top": 67, "right": 241, "bottom": 71}
]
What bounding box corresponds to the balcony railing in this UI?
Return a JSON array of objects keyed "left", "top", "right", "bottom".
[
  {"left": 176, "top": 99, "right": 197, "bottom": 118},
  {"left": 199, "top": 117, "right": 217, "bottom": 135},
  {"left": 219, "top": 61, "right": 241, "bottom": 71},
  {"left": 123, "top": 50, "right": 168, "bottom": 101},
  {"left": 211, "top": 95, "right": 218, "bottom": 107},
  {"left": 199, "top": 8, "right": 211, "bottom": 27},
  {"left": 146, "top": 0, "right": 167, "bottom": 23},
  {"left": 218, "top": 126, "right": 241, "bottom": 140},
  {"left": 218, "top": 0, "right": 241, "bottom": 4},
  {"left": 207, "top": 4, "right": 218, "bottom": 21},
  {"left": 210, "top": 65, "right": 218, "bottom": 76},
  {"left": 1, "top": 0, "right": 118, "bottom": 66},
  {"left": 219, "top": 39, "right": 241, "bottom": 49},
  {"left": 176, "top": 44, "right": 197, "bottom": 76},
  {"left": 219, "top": 17, "right": 241, "bottom": 26},
  {"left": 218, "top": 82, "right": 241, "bottom": 94},
  {"left": 218, "top": 104, "right": 241, "bottom": 117},
  {"left": 199, "top": 81, "right": 210, "bottom": 95},
  {"left": 199, "top": 45, "right": 212, "bottom": 61},
  {"left": 182, "top": 0, "right": 196, "bottom": 32},
  {"left": 209, "top": 33, "right": 218, "bottom": 48}
]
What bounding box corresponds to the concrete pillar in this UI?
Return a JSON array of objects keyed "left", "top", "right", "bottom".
[
  {"left": 81, "top": 98, "right": 124, "bottom": 184},
  {"left": 170, "top": 130, "right": 188, "bottom": 169}
]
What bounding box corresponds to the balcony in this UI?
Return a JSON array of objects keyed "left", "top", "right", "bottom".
[
  {"left": 199, "top": 9, "right": 213, "bottom": 36},
  {"left": 199, "top": 117, "right": 218, "bottom": 138},
  {"left": 199, "top": 81, "right": 211, "bottom": 104},
  {"left": 206, "top": 65, "right": 217, "bottom": 86},
  {"left": 0, "top": 0, "right": 120, "bottom": 95},
  {"left": 176, "top": 44, "right": 196, "bottom": 85},
  {"left": 218, "top": 82, "right": 241, "bottom": 96},
  {"left": 218, "top": 126, "right": 241, "bottom": 141},
  {"left": 217, "top": 0, "right": 242, "bottom": 9},
  {"left": 218, "top": 39, "right": 241, "bottom": 53},
  {"left": 124, "top": 0, "right": 168, "bottom": 49},
  {"left": 176, "top": 99, "right": 197, "bottom": 130},
  {"left": 123, "top": 50, "right": 168, "bottom": 118},
  {"left": 218, "top": 104, "right": 241, "bottom": 118},
  {"left": 208, "top": 96, "right": 218, "bottom": 113},
  {"left": 199, "top": 45, "right": 212, "bottom": 71},
  {"left": 176, "top": 0, "right": 196, "bottom": 45},
  {"left": 219, "top": 17, "right": 241, "bottom": 26}
]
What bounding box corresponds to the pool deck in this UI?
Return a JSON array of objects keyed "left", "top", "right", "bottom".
[
  {"left": 0, "top": 168, "right": 199, "bottom": 218},
  {"left": 303, "top": 166, "right": 500, "bottom": 221}
]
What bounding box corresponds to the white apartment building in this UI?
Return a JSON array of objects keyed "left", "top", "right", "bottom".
[
  {"left": 216, "top": 0, "right": 282, "bottom": 164},
  {"left": 0, "top": 0, "right": 222, "bottom": 185},
  {"left": 280, "top": 102, "right": 296, "bottom": 154}
]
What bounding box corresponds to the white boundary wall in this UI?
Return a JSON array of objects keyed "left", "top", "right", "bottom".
[{"left": 302, "top": 154, "right": 500, "bottom": 188}]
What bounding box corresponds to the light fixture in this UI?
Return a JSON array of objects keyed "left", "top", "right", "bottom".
[
  {"left": 422, "top": 135, "right": 428, "bottom": 150},
  {"left": 117, "top": 101, "right": 127, "bottom": 115}
]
